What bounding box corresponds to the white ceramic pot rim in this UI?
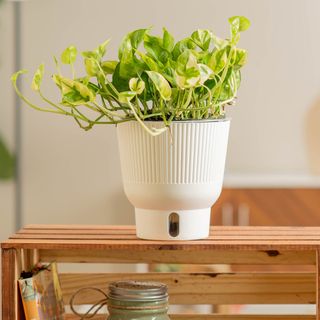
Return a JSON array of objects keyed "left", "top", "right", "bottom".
[{"left": 141, "top": 117, "right": 231, "bottom": 124}]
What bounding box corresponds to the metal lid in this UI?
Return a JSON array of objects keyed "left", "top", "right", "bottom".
[{"left": 108, "top": 280, "right": 168, "bottom": 302}]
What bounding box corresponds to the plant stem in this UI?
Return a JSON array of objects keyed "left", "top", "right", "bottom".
[
  {"left": 127, "top": 100, "right": 167, "bottom": 136},
  {"left": 12, "top": 79, "right": 63, "bottom": 115},
  {"left": 39, "top": 91, "right": 87, "bottom": 122}
]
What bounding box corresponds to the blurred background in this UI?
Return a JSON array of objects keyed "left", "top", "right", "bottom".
[
  {"left": 0, "top": 0, "right": 320, "bottom": 315},
  {"left": 1, "top": 0, "right": 320, "bottom": 236}
]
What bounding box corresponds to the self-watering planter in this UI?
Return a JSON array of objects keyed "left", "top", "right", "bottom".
[
  {"left": 117, "top": 119, "right": 230, "bottom": 240},
  {"left": 12, "top": 17, "right": 249, "bottom": 241}
]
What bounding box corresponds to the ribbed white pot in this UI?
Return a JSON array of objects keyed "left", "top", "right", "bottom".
[{"left": 117, "top": 119, "right": 230, "bottom": 240}]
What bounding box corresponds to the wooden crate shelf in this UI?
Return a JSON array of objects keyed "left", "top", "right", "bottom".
[{"left": 2, "top": 225, "right": 320, "bottom": 319}]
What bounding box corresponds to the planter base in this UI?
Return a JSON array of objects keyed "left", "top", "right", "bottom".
[{"left": 135, "top": 208, "right": 211, "bottom": 240}]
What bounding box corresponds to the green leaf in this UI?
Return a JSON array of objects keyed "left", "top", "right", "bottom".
[
  {"left": 118, "top": 36, "right": 133, "bottom": 62},
  {"left": 146, "top": 71, "right": 172, "bottom": 100},
  {"left": 112, "top": 63, "right": 130, "bottom": 92},
  {"left": 198, "top": 64, "right": 213, "bottom": 84},
  {"left": 174, "top": 71, "right": 199, "bottom": 89},
  {"left": 218, "top": 69, "right": 237, "bottom": 101},
  {"left": 212, "top": 35, "right": 229, "bottom": 49},
  {"left": 52, "top": 74, "right": 66, "bottom": 91},
  {"left": 137, "top": 51, "right": 160, "bottom": 72},
  {"left": 53, "top": 75, "right": 74, "bottom": 96},
  {"left": 118, "top": 91, "right": 136, "bottom": 104},
  {"left": 174, "top": 72, "right": 186, "bottom": 89},
  {"left": 11, "top": 69, "right": 28, "bottom": 83},
  {"left": 73, "top": 81, "right": 95, "bottom": 102},
  {"left": 172, "top": 39, "right": 196, "bottom": 60},
  {"left": 61, "top": 46, "right": 77, "bottom": 64},
  {"left": 96, "top": 39, "right": 110, "bottom": 58},
  {"left": 138, "top": 72, "right": 153, "bottom": 100},
  {"left": 174, "top": 50, "right": 200, "bottom": 88},
  {"left": 163, "top": 28, "right": 174, "bottom": 52},
  {"left": 203, "top": 77, "right": 218, "bottom": 90},
  {"left": 118, "top": 28, "right": 149, "bottom": 60},
  {"left": 53, "top": 75, "right": 95, "bottom": 105},
  {"left": 62, "top": 91, "right": 83, "bottom": 106},
  {"left": 82, "top": 50, "right": 99, "bottom": 60},
  {"left": 82, "top": 40, "right": 110, "bottom": 62},
  {"left": 224, "top": 69, "right": 241, "bottom": 95},
  {"left": 192, "top": 50, "right": 210, "bottom": 64},
  {"left": 118, "top": 30, "right": 150, "bottom": 80},
  {"left": 129, "top": 78, "right": 145, "bottom": 95},
  {"left": 119, "top": 56, "right": 146, "bottom": 79},
  {"left": 144, "top": 34, "right": 169, "bottom": 63},
  {"left": 101, "top": 60, "right": 118, "bottom": 74},
  {"left": 84, "top": 58, "right": 99, "bottom": 77},
  {"left": 0, "top": 135, "right": 15, "bottom": 180},
  {"left": 229, "top": 16, "right": 251, "bottom": 32},
  {"left": 228, "top": 16, "right": 250, "bottom": 44},
  {"left": 207, "top": 48, "right": 228, "bottom": 73},
  {"left": 176, "top": 50, "right": 200, "bottom": 77},
  {"left": 130, "top": 29, "right": 150, "bottom": 50},
  {"left": 232, "top": 48, "right": 247, "bottom": 69},
  {"left": 161, "top": 64, "right": 175, "bottom": 85},
  {"left": 31, "top": 64, "right": 44, "bottom": 91},
  {"left": 177, "top": 50, "right": 198, "bottom": 70},
  {"left": 191, "top": 29, "right": 212, "bottom": 51}
]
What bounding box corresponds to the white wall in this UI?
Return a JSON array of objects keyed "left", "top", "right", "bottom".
[{"left": 0, "top": 0, "right": 319, "bottom": 233}]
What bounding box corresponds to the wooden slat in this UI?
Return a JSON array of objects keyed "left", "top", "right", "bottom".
[
  {"left": 64, "top": 314, "right": 315, "bottom": 320},
  {"left": 4, "top": 225, "right": 320, "bottom": 251},
  {"left": 317, "top": 250, "right": 320, "bottom": 320},
  {"left": 2, "top": 248, "right": 18, "bottom": 320},
  {"left": 14, "top": 225, "right": 320, "bottom": 239},
  {"left": 12, "top": 234, "right": 137, "bottom": 240},
  {"left": 17, "top": 229, "right": 137, "bottom": 235},
  {"left": 12, "top": 233, "right": 320, "bottom": 241},
  {"left": 39, "top": 248, "right": 315, "bottom": 265},
  {"left": 24, "top": 224, "right": 136, "bottom": 230},
  {"left": 16, "top": 227, "right": 320, "bottom": 235},
  {"left": 4, "top": 238, "right": 320, "bottom": 251},
  {"left": 171, "top": 316, "right": 315, "bottom": 320},
  {"left": 170, "top": 317, "right": 315, "bottom": 320},
  {"left": 60, "top": 272, "right": 316, "bottom": 305},
  {"left": 22, "top": 225, "right": 320, "bottom": 232}
]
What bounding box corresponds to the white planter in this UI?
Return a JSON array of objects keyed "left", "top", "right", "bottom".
[{"left": 117, "top": 119, "right": 230, "bottom": 240}]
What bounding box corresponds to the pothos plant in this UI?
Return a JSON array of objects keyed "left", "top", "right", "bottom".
[{"left": 12, "top": 16, "right": 250, "bottom": 136}]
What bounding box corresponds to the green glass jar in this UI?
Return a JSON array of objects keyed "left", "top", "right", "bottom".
[{"left": 107, "top": 281, "right": 171, "bottom": 320}]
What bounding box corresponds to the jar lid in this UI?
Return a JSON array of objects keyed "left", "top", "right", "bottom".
[{"left": 108, "top": 280, "right": 168, "bottom": 302}]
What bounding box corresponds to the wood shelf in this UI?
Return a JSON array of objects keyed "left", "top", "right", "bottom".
[{"left": 2, "top": 225, "right": 320, "bottom": 319}]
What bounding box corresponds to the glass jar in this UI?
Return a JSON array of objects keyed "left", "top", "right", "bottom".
[{"left": 107, "top": 281, "right": 171, "bottom": 320}]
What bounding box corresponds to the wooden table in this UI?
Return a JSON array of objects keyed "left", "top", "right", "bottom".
[{"left": 2, "top": 225, "right": 320, "bottom": 319}]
